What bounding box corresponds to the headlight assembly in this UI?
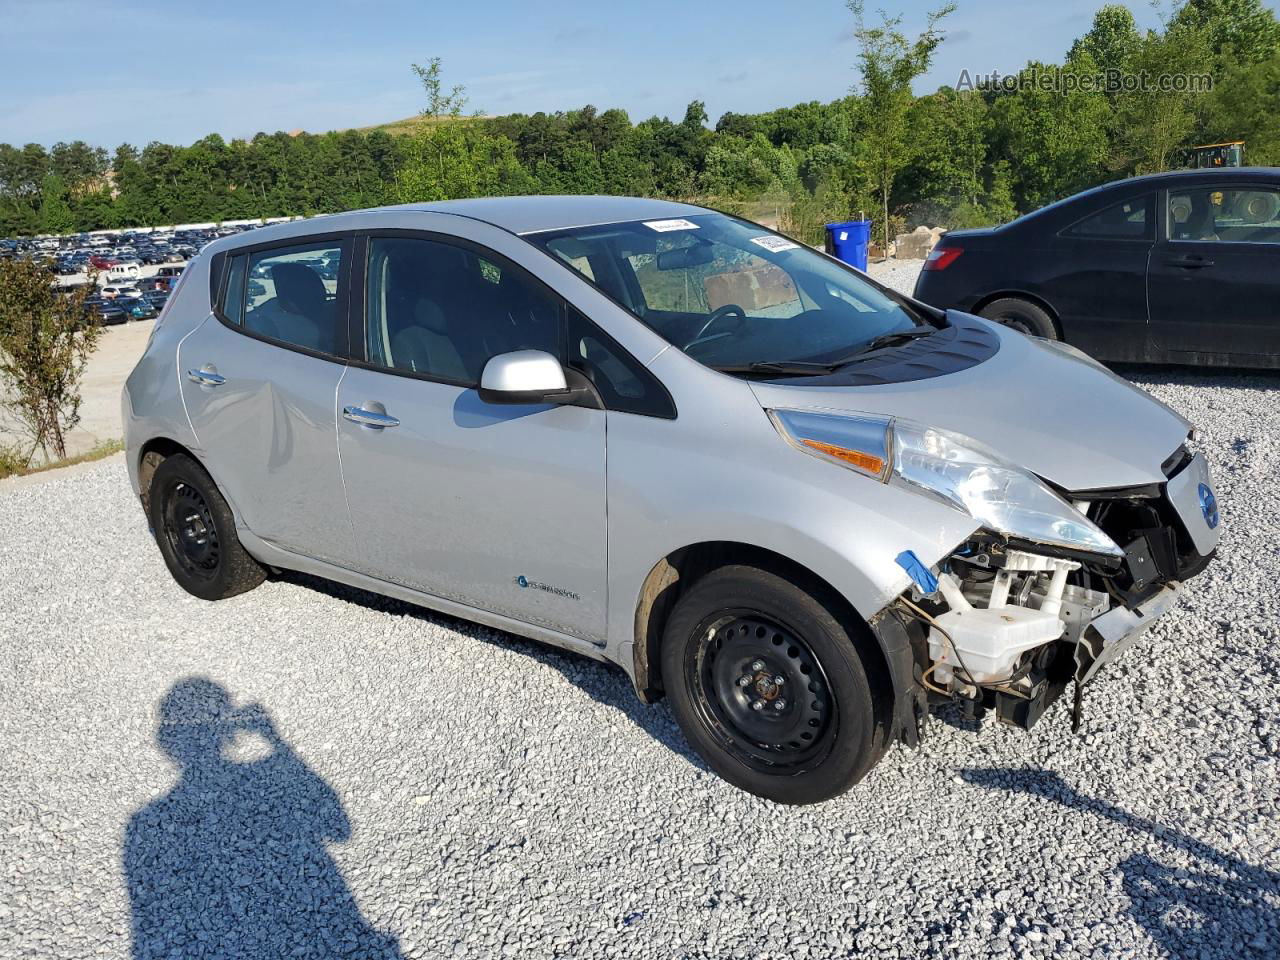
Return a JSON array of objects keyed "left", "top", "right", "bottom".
[{"left": 768, "top": 408, "right": 1123, "bottom": 559}]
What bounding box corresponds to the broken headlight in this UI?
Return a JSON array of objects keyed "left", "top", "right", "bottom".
[{"left": 769, "top": 409, "right": 1124, "bottom": 559}]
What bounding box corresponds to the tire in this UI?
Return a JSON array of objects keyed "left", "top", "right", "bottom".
[
  {"left": 148, "top": 453, "right": 265, "bottom": 601},
  {"left": 980, "top": 297, "right": 1058, "bottom": 340},
  {"left": 660, "top": 565, "right": 886, "bottom": 804}
]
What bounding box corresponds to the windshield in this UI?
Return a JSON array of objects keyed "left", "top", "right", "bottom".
[{"left": 528, "top": 213, "right": 932, "bottom": 372}]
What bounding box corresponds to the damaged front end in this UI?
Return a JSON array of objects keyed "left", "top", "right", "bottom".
[{"left": 883, "top": 444, "right": 1220, "bottom": 739}]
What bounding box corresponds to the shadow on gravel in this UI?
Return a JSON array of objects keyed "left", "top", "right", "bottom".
[
  {"left": 960, "top": 767, "right": 1279, "bottom": 958},
  {"left": 124, "top": 678, "right": 403, "bottom": 960},
  {"left": 278, "top": 571, "right": 711, "bottom": 774}
]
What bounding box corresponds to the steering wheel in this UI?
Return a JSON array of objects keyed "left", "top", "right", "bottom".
[{"left": 684, "top": 304, "right": 747, "bottom": 351}]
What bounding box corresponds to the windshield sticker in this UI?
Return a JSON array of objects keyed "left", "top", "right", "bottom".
[
  {"left": 643, "top": 218, "right": 700, "bottom": 232},
  {"left": 750, "top": 235, "right": 800, "bottom": 252}
]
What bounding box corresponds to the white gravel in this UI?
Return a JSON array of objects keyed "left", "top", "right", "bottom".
[
  {"left": 2, "top": 282, "right": 1279, "bottom": 957},
  {"left": 867, "top": 257, "right": 927, "bottom": 296}
]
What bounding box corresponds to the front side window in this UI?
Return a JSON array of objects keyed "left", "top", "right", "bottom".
[
  {"left": 241, "top": 242, "right": 344, "bottom": 354},
  {"left": 1063, "top": 196, "right": 1152, "bottom": 240},
  {"left": 1168, "top": 186, "right": 1280, "bottom": 243},
  {"left": 364, "top": 236, "right": 561, "bottom": 385},
  {"left": 529, "top": 213, "right": 927, "bottom": 372}
]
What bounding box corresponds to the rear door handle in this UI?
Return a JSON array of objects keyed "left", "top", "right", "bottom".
[
  {"left": 1165, "top": 255, "right": 1214, "bottom": 269},
  {"left": 343, "top": 405, "right": 400, "bottom": 428},
  {"left": 186, "top": 368, "right": 226, "bottom": 386}
]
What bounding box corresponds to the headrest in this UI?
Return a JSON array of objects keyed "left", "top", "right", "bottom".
[
  {"left": 414, "top": 298, "right": 449, "bottom": 335},
  {"left": 271, "top": 263, "right": 326, "bottom": 315}
]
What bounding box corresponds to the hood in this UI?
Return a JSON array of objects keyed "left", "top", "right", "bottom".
[{"left": 749, "top": 313, "right": 1190, "bottom": 492}]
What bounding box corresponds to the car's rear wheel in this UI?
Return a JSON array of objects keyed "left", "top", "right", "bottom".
[
  {"left": 148, "top": 453, "right": 265, "bottom": 601},
  {"left": 660, "top": 565, "right": 885, "bottom": 804},
  {"left": 980, "top": 297, "right": 1058, "bottom": 340}
]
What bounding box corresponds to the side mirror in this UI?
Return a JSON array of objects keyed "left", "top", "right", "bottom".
[{"left": 478, "top": 350, "right": 598, "bottom": 407}]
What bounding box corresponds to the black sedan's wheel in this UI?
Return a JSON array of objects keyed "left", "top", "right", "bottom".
[
  {"left": 980, "top": 297, "right": 1058, "bottom": 340},
  {"left": 148, "top": 453, "right": 265, "bottom": 601},
  {"left": 661, "top": 565, "right": 885, "bottom": 804}
]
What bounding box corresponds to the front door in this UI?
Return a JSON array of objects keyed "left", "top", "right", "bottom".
[
  {"left": 179, "top": 236, "right": 354, "bottom": 563},
  {"left": 336, "top": 233, "right": 608, "bottom": 643},
  {"left": 1148, "top": 183, "right": 1280, "bottom": 362}
]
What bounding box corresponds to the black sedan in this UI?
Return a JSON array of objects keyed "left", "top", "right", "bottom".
[
  {"left": 913, "top": 167, "right": 1280, "bottom": 368},
  {"left": 84, "top": 298, "right": 128, "bottom": 325}
]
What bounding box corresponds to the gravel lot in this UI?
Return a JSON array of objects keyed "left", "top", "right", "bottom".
[{"left": 1, "top": 260, "right": 1278, "bottom": 959}]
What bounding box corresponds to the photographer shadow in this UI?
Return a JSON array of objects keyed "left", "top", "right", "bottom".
[
  {"left": 959, "top": 767, "right": 1279, "bottom": 957},
  {"left": 123, "top": 677, "right": 401, "bottom": 960}
]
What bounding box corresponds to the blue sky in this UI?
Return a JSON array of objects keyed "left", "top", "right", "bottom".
[{"left": 0, "top": 0, "right": 1264, "bottom": 149}]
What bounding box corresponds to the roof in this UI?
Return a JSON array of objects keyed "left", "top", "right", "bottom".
[{"left": 383, "top": 194, "right": 709, "bottom": 235}]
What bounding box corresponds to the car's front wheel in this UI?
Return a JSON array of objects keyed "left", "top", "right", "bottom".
[
  {"left": 660, "top": 565, "right": 886, "bottom": 804},
  {"left": 148, "top": 453, "right": 265, "bottom": 601}
]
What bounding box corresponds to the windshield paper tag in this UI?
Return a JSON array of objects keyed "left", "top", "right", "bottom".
[
  {"left": 750, "top": 235, "right": 800, "bottom": 252},
  {"left": 643, "top": 219, "right": 699, "bottom": 232}
]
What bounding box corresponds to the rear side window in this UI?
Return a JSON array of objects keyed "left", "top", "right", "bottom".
[
  {"left": 214, "top": 242, "right": 347, "bottom": 355},
  {"left": 1063, "top": 196, "right": 1153, "bottom": 240}
]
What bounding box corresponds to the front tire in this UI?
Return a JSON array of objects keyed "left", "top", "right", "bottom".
[
  {"left": 660, "top": 565, "right": 886, "bottom": 804},
  {"left": 980, "top": 297, "right": 1058, "bottom": 340},
  {"left": 148, "top": 453, "right": 265, "bottom": 601}
]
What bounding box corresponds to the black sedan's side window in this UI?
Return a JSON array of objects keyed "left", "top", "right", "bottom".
[
  {"left": 1063, "top": 196, "right": 1153, "bottom": 240},
  {"left": 1168, "top": 186, "right": 1280, "bottom": 244}
]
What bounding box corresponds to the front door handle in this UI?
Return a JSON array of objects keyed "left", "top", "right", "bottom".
[
  {"left": 1165, "top": 255, "right": 1214, "bottom": 269},
  {"left": 187, "top": 367, "right": 226, "bottom": 386},
  {"left": 343, "top": 405, "right": 400, "bottom": 429}
]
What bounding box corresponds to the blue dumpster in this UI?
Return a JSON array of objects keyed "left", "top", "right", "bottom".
[{"left": 824, "top": 220, "right": 872, "bottom": 270}]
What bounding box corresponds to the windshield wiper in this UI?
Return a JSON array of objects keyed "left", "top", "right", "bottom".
[
  {"left": 825, "top": 327, "right": 937, "bottom": 366},
  {"left": 714, "top": 360, "right": 841, "bottom": 376},
  {"left": 714, "top": 327, "right": 938, "bottom": 378}
]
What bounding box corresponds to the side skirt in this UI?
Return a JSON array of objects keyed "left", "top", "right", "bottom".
[{"left": 237, "top": 529, "right": 614, "bottom": 667}]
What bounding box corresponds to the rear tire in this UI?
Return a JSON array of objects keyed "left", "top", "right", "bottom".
[
  {"left": 148, "top": 453, "right": 265, "bottom": 601},
  {"left": 980, "top": 297, "right": 1058, "bottom": 340},
  {"left": 660, "top": 565, "right": 886, "bottom": 804}
]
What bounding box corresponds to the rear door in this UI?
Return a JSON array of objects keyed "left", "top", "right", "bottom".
[
  {"left": 1147, "top": 182, "right": 1280, "bottom": 362},
  {"left": 1041, "top": 193, "right": 1155, "bottom": 361},
  {"left": 179, "top": 235, "right": 354, "bottom": 563}
]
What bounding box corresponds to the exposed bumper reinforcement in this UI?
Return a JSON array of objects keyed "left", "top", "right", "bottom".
[{"left": 1075, "top": 582, "right": 1182, "bottom": 687}]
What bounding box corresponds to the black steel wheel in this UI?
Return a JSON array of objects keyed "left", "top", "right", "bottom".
[
  {"left": 661, "top": 565, "right": 886, "bottom": 804},
  {"left": 686, "top": 611, "right": 836, "bottom": 772},
  {"left": 148, "top": 453, "right": 265, "bottom": 601},
  {"left": 162, "top": 481, "right": 220, "bottom": 580}
]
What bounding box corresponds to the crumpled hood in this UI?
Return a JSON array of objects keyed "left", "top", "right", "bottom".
[{"left": 749, "top": 313, "right": 1191, "bottom": 492}]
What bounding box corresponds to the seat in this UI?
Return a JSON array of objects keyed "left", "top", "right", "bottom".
[
  {"left": 390, "top": 299, "right": 468, "bottom": 380},
  {"left": 247, "top": 263, "right": 332, "bottom": 352}
]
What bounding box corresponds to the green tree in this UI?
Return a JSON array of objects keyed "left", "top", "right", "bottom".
[
  {"left": 848, "top": 0, "right": 956, "bottom": 247},
  {"left": 1114, "top": 18, "right": 1213, "bottom": 172},
  {"left": 1068, "top": 5, "right": 1143, "bottom": 74},
  {"left": 1172, "top": 0, "right": 1280, "bottom": 63},
  {"left": 411, "top": 58, "right": 470, "bottom": 120},
  {"left": 988, "top": 58, "right": 1111, "bottom": 209},
  {"left": 37, "top": 174, "right": 75, "bottom": 234},
  {"left": 0, "top": 259, "right": 101, "bottom": 462}
]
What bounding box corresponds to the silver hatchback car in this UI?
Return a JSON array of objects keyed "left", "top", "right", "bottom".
[{"left": 123, "top": 196, "right": 1221, "bottom": 804}]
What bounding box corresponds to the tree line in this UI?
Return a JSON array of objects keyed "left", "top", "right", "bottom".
[{"left": 2, "top": 0, "right": 1277, "bottom": 247}]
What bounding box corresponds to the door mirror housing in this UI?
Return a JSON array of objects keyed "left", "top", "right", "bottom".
[{"left": 478, "top": 350, "right": 599, "bottom": 408}]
